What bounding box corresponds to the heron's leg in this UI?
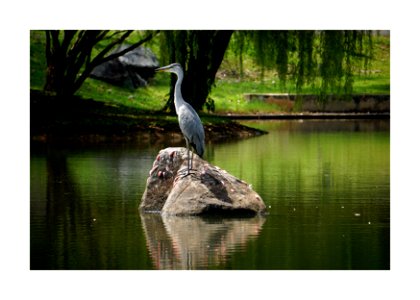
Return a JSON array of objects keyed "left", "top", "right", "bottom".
[
  {"left": 177, "top": 140, "right": 197, "bottom": 178},
  {"left": 180, "top": 139, "right": 190, "bottom": 175},
  {"left": 191, "top": 150, "right": 194, "bottom": 170},
  {"left": 187, "top": 142, "right": 191, "bottom": 174}
]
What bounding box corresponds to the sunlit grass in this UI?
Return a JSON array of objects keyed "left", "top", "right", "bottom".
[
  {"left": 210, "top": 73, "right": 390, "bottom": 114},
  {"left": 77, "top": 77, "right": 169, "bottom": 111}
]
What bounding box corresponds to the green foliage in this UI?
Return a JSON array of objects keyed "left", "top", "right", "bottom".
[
  {"left": 30, "top": 31, "right": 47, "bottom": 89},
  {"left": 30, "top": 30, "right": 389, "bottom": 115},
  {"left": 226, "top": 30, "right": 374, "bottom": 101}
]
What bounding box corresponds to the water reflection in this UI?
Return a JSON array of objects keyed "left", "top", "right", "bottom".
[
  {"left": 31, "top": 119, "right": 389, "bottom": 270},
  {"left": 30, "top": 144, "right": 155, "bottom": 270},
  {"left": 140, "top": 214, "right": 265, "bottom": 270}
]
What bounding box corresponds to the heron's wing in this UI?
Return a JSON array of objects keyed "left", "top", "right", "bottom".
[{"left": 178, "top": 103, "right": 205, "bottom": 157}]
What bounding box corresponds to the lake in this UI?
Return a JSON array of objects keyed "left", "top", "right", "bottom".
[{"left": 30, "top": 119, "right": 390, "bottom": 270}]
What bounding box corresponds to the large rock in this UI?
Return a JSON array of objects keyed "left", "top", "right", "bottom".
[
  {"left": 140, "top": 147, "right": 266, "bottom": 216},
  {"left": 90, "top": 44, "right": 159, "bottom": 89}
]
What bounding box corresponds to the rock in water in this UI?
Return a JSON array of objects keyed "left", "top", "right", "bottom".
[{"left": 140, "top": 147, "right": 266, "bottom": 216}]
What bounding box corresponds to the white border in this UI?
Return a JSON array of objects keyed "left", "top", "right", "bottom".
[{"left": 2, "top": 0, "right": 419, "bottom": 299}]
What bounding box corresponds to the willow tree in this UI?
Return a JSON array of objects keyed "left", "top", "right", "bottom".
[
  {"left": 159, "top": 30, "right": 233, "bottom": 112},
  {"left": 230, "top": 30, "right": 373, "bottom": 101},
  {"left": 43, "top": 30, "right": 156, "bottom": 99},
  {"left": 158, "top": 30, "right": 372, "bottom": 112}
]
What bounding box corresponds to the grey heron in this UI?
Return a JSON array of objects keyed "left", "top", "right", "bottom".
[{"left": 155, "top": 63, "right": 205, "bottom": 175}]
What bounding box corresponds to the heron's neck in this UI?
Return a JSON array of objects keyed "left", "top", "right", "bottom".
[{"left": 174, "top": 70, "right": 185, "bottom": 113}]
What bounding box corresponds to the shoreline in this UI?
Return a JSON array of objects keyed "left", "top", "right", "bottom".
[
  {"left": 217, "top": 112, "right": 390, "bottom": 120},
  {"left": 30, "top": 90, "right": 389, "bottom": 144}
]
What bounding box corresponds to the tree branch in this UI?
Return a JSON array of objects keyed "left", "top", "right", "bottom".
[
  {"left": 96, "top": 30, "right": 158, "bottom": 66},
  {"left": 71, "top": 31, "right": 158, "bottom": 95}
]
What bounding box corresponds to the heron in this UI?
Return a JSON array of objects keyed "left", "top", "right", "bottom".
[{"left": 155, "top": 63, "right": 205, "bottom": 175}]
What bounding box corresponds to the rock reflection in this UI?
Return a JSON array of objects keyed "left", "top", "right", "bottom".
[{"left": 140, "top": 213, "right": 265, "bottom": 270}]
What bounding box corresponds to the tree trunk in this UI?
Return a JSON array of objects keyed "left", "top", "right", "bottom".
[
  {"left": 43, "top": 30, "right": 79, "bottom": 98},
  {"left": 164, "top": 30, "right": 233, "bottom": 112}
]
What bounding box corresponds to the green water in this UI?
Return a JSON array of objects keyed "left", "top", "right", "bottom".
[{"left": 30, "top": 120, "right": 390, "bottom": 270}]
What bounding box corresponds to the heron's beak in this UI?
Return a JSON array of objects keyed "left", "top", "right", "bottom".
[{"left": 155, "top": 66, "right": 169, "bottom": 72}]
